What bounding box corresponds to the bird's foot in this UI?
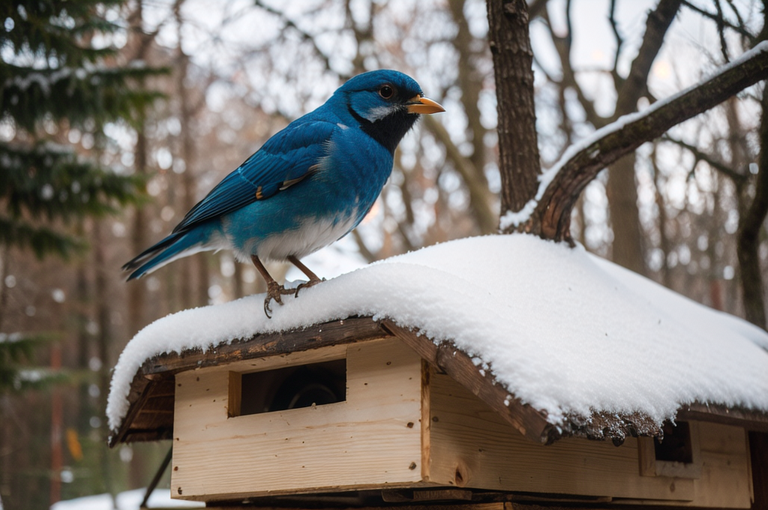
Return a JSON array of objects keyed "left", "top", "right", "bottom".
[
  {"left": 263, "top": 281, "right": 296, "bottom": 318},
  {"left": 294, "top": 277, "right": 326, "bottom": 297}
]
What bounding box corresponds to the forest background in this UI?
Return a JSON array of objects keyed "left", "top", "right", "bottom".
[{"left": 0, "top": 0, "right": 765, "bottom": 508}]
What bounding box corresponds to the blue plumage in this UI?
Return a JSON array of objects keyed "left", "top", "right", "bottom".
[{"left": 123, "top": 70, "right": 444, "bottom": 316}]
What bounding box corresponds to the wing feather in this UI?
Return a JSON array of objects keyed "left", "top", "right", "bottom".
[{"left": 172, "top": 119, "right": 336, "bottom": 234}]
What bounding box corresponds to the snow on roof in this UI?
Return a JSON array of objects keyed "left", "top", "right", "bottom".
[{"left": 107, "top": 234, "right": 768, "bottom": 432}]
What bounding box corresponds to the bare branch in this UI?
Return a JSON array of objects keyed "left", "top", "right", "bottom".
[
  {"left": 253, "top": 1, "right": 333, "bottom": 72},
  {"left": 528, "top": 0, "right": 550, "bottom": 19},
  {"left": 518, "top": 42, "right": 768, "bottom": 241},
  {"left": 661, "top": 135, "right": 747, "bottom": 183},
  {"left": 680, "top": 0, "right": 756, "bottom": 42},
  {"left": 541, "top": 8, "right": 604, "bottom": 127},
  {"left": 608, "top": 0, "right": 624, "bottom": 91},
  {"left": 422, "top": 116, "right": 497, "bottom": 234},
  {"left": 614, "top": 0, "right": 682, "bottom": 118},
  {"left": 713, "top": 0, "right": 731, "bottom": 62},
  {"left": 351, "top": 230, "right": 376, "bottom": 263}
]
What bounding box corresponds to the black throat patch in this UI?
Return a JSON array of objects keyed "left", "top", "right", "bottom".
[{"left": 347, "top": 105, "right": 419, "bottom": 155}]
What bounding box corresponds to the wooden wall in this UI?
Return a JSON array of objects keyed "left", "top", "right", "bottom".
[{"left": 171, "top": 336, "right": 753, "bottom": 508}]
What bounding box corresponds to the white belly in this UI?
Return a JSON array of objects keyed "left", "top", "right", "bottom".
[{"left": 237, "top": 213, "right": 358, "bottom": 262}]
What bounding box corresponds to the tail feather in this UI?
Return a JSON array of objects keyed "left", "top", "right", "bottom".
[{"left": 123, "top": 229, "right": 213, "bottom": 280}]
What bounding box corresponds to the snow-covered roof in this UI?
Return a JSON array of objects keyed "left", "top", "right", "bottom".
[{"left": 107, "top": 234, "right": 768, "bottom": 440}]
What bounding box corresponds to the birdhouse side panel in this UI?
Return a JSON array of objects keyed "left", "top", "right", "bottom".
[
  {"left": 427, "top": 371, "right": 752, "bottom": 507},
  {"left": 427, "top": 371, "right": 696, "bottom": 503},
  {"left": 171, "top": 337, "right": 426, "bottom": 501}
]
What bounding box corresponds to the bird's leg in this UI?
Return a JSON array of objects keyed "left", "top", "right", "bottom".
[
  {"left": 288, "top": 255, "right": 326, "bottom": 297},
  {"left": 251, "top": 255, "right": 294, "bottom": 318}
]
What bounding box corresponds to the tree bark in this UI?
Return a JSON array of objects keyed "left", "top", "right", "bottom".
[{"left": 487, "top": 0, "right": 541, "bottom": 220}]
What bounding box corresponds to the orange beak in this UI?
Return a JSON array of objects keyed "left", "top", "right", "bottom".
[{"left": 406, "top": 95, "right": 445, "bottom": 115}]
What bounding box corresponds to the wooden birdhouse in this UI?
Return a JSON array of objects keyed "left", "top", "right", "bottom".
[{"left": 108, "top": 236, "right": 768, "bottom": 509}]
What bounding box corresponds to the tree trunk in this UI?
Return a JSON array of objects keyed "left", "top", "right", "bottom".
[
  {"left": 735, "top": 6, "right": 768, "bottom": 330},
  {"left": 736, "top": 88, "right": 768, "bottom": 328},
  {"left": 607, "top": 153, "right": 645, "bottom": 273},
  {"left": 605, "top": 0, "right": 682, "bottom": 275},
  {"left": 487, "top": 0, "right": 541, "bottom": 219}
]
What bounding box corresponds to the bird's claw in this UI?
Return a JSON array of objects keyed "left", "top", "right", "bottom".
[
  {"left": 263, "top": 281, "right": 296, "bottom": 318},
  {"left": 294, "top": 277, "right": 326, "bottom": 298}
]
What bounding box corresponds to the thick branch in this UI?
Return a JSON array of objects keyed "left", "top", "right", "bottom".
[
  {"left": 487, "top": 0, "right": 541, "bottom": 213},
  {"left": 614, "top": 0, "right": 682, "bottom": 119},
  {"left": 521, "top": 42, "right": 768, "bottom": 241}
]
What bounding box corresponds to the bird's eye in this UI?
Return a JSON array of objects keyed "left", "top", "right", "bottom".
[{"left": 378, "top": 85, "right": 395, "bottom": 99}]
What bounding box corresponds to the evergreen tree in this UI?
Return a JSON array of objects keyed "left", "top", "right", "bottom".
[{"left": 0, "top": 0, "right": 162, "bottom": 392}]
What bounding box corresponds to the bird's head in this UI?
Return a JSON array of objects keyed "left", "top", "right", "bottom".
[{"left": 332, "top": 70, "right": 444, "bottom": 154}]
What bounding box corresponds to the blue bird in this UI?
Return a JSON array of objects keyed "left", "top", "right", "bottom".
[{"left": 123, "top": 70, "right": 444, "bottom": 316}]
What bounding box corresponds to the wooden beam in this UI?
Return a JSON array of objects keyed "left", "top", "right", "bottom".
[
  {"left": 108, "top": 371, "right": 154, "bottom": 447},
  {"left": 111, "top": 317, "right": 391, "bottom": 445},
  {"left": 141, "top": 317, "right": 388, "bottom": 376},
  {"left": 678, "top": 403, "right": 768, "bottom": 432},
  {"left": 381, "top": 321, "right": 555, "bottom": 444}
]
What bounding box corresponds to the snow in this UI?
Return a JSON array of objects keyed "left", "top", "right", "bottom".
[
  {"left": 499, "top": 40, "right": 768, "bottom": 230},
  {"left": 50, "top": 488, "right": 203, "bottom": 510},
  {"left": 107, "top": 234, "right": 768, "bottom": 432}
]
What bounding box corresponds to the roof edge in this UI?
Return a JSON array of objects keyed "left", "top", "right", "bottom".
[{"left": 110, "top": 316, "right": 768, "bottom": 447}]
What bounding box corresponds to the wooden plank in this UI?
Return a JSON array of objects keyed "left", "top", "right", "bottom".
[
  {"left": 204, "top": 503, "right": 507, "bottom": 510},
  {"left": 427, "top": 370, "right": 695, "bottom": 501},
  {"left": 382, "top": 321, "right": 554, "bottom": 445},
  {"left": 108, "top": 371, "right": 154, "bottom": 446},
  {"left": 638, "top": 436, "right": 657, "bottom": 477},
  {"left": 678, "top": 403, "right": 768, "bottom": 433},
  {"left": 144, "top": 317, "right": 388, "bottom": 376},
  {"left": 227, "top": 371, "right": 241, "bottom": 418},
  {"left": 688, "top": 422, "right": 751, "bottom": 508},
  {"left": 171, "top": 337, "right": 426, "bottom": 501},
  {"left": 421, "top": 360, "right": 432, "bottom": 483},
  {"left": 111, "top": 318, "right": 389, "bottom": 445}
]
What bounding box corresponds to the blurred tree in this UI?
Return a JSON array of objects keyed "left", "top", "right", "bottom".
[{"left": 0, "top": 0, "right": 163, "bottom": 506}]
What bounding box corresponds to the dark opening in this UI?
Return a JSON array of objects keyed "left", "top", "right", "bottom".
[
  {"left": 654, "top": 421, "right": 693, "bottom": 463},
  {"left": 237, "top": 359, "right": 346, "bottom": 416}
]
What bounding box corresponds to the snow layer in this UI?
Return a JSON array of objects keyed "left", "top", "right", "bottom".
[
  {"left": 107, "top": 234, "right": 768, "bottom": 431},
  {"left": 50, "top": 488, "right": 203, "bottom": 510}
]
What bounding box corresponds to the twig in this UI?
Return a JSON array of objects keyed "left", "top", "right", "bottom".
[
  {"left": 713, "top": 0, "right": 731, "bottom": 62},
  {"left": 661, "top": 135, "right": 747, "bottom": 183},
  {"left": 519, "top": 42, "right": 768, "bottom": 241},
  {"left": 253, "top": 1, "right": 333, "bottom": 72},
  {"left": 422, "top": 116, "right": 497, "bottom": 234},
  {"left": 680, "top": 0, "right": 755, "bottom": 42},
  {"left": 608, "top": 0, "right": 624, "bottom": 90}
]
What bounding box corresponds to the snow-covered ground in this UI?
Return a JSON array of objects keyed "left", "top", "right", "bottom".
[
  {"left": 50, "top": 488, "right": 203, "bottom": 510},
  {"left": 108, "top": 234, "right": 768, "bottom": 432}
]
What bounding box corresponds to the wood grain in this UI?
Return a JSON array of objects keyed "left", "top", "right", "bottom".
[
  {"left": 426, "top": 370, "right": 697, "bottom": 502},
  {"left": 171, "top": 337, "right": 427, "bottom": 501},
  {"left": 381, "top": 321, "right": 554, "bottom": 444}
]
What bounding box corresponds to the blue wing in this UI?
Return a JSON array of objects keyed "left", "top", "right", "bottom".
[{"left": 172, "top": 118, "right": 337, "bottom": 234}]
